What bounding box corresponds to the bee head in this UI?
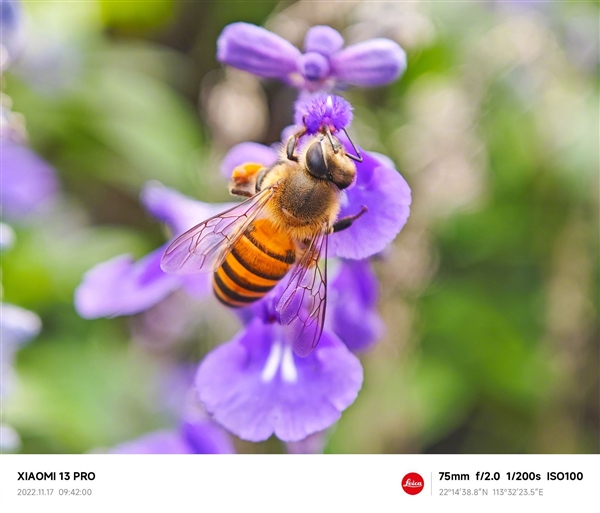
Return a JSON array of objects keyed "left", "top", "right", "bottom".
[{"left": 305, "top": 137, "right": 356, "bottom": 190}]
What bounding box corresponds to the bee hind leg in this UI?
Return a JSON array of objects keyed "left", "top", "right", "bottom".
[{"left": 331, "top": 205, "right": 368, "bottom": 233}]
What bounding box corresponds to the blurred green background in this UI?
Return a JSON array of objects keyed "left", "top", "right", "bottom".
[{"left": 2, "top": 0, "right": 598, "bottom": 454}]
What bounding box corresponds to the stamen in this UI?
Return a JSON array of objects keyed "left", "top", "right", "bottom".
[
  {"left": 325, "top": 95, "right": 334, "bottom": 116},
  {"left": 281, "top": 345, "right": 298, "bottom": 383},
  {"left": 261, "top": 342, "right": 283, "bottom": 382}
]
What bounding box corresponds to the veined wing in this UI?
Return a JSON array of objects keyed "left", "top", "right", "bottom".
[
  {"left": 161, "top": 186, "right": 276, "bottom": 275},
  {"left": 276, "top": 226, "right": 328, "bottom": 358}
]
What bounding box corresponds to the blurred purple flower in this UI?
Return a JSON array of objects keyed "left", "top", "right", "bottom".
[
  {"left": 1, "top": 302, "right": 40, "bottom": 399},
  {"left": 0, "top": 138, "right": 59, "bottom": 221},
  {"left": 217, "top": 23, "right": 406, "bottom": 92},
  {"left": 196, "top": 310, "right": 363, "bottom": 442},
  {"left": 75, "top": 183, "right": 232, "bottom": 319},
  {"left": 111, "top": 419, "right": 235, "bottom": 454},
  {"left": 0, "top": 301, "right": 41, "bottom": 452},
  {"left": 220, "top": 138, "right": 411, "bottom": 260},
  {"left": 0, "top": 222, "right": 15, "bottom": 250},
  {"left": 329, "top": 259, "right": 384, "bottom": 352},
  {"left": 0, "top": 0, "right": 25, "bottom": 69}
]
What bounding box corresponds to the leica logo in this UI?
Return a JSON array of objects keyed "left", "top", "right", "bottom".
[{"left": 402, "top": 472, "right": 424, "bottom": 495}]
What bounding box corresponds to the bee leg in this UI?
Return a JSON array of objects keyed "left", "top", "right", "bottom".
[
  {"left": 230, "top": 188, "right": 254, "bottom": 197},
  {"left": 286, "top": 127, "right": 307, "bottom": 162},
  {"left": 331, "top": 206, "right": 368, "bottom": 233},
  {"left": 229, "top": 163, "right": 265, "bottom": 197}
]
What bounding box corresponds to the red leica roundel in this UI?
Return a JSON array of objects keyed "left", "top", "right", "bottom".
[{"left": 402, "top": 472, "right": 424, "bottom": 495}]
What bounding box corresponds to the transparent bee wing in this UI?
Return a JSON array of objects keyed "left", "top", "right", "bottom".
[
  {"left": 161, "top": 186, "right": 276, "bottom": 275},
  {"left": 276, "top": 227, "right": 328, "bottom": 357}
]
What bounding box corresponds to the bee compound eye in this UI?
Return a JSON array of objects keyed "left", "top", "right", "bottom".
[{"left": 306, "top": 142, "right": 328, "bottom": 179}]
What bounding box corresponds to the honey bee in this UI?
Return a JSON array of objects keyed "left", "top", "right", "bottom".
[{"left": 161, "top": 126, "right": 367, "bottom": 355}]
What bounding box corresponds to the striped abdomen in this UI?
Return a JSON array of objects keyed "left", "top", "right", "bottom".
[{"left": 213, "top": 219, "right": 296, "bottom": 307}]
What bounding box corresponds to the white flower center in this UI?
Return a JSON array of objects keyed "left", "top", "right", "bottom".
[
  {"left": 280, "top": 345, "right": 298, "bottom": 383},
  {"left": 260, "top": 342, "right": 298, "bottom": 384}
]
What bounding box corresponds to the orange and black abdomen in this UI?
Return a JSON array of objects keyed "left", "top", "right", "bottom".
[{"left": 213, "top": 219, "right": 296, "bottom": 307}]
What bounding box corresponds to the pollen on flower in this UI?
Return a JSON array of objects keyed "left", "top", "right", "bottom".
[{"left": 295, "top": 94, "right": 353, "bottom": 135}]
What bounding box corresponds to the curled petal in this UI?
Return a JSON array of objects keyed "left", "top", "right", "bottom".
[
  {"left": 0, "top": 140, "right": 59, "bottom": 220},
  {"left": 217, "top": 22, "right": 301, "bottom": 81},
  {"left": 141, "top": 181, "right": 233, "bottom": 236},
  {"left": 196, "top": 319, "right": 363, "bottom": 442},
  {"left": 220, "top": 142, "right": 278, "bottom": 179},
  {"left": 304, "top": 26, "right": 344, "bottom": 56},
  {"left": 298, "top": 52, "right": 330, "bottom": 82},
  {"left": 329, "top": 259, "right": 384, "bottom": 352},
  {"left": 329, "top": 151, "right": 411, "bottom": 259},
  {"left": 330, "top": 38, "right": 407, "bottom": 87},
  {"left": 74, "top": 246, "right": 183, "bottom": 319}
]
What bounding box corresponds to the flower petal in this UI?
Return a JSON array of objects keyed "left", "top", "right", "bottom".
[
  {"left": 74, "top": 246, "right": 183, "bottom": 319},
  {"left": 196, "top": 319, "right": 363, "bottom": 442},
  {"left": 298, "top": 52, "right": 330, "bottom": 82},
  {"left": 304, "top": 26, "right": 344, "bottom": 56},
  {"left": 220, "top": 142, "right": 278, "bottom": 179},
  {"left": 0, "top": 140, "right": 59, "bottom": 220},
  {"left": 329, "top": 259, "right": 384, "bottom": 352},
  {"left": 217, "top": 22, "right": 301, "bottom": 81},
  {"left": 329, "top": 151, "right": 411, "bottom": 259},
  {"left": 141, "top": 181, "right": 234, "bottom": 236},
  {"left": 330, "top": 38, "right": 407, "bottom": 87}
]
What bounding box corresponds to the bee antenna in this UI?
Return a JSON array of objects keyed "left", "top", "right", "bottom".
[{"left": 342, "top": 128, "right": 363, "bottom": 163}]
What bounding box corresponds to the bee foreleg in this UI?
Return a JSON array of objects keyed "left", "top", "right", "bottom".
[
  {"left": 230, "top": 188, "right": 254, "bottom": 198},
  {"left": 286, "top": 127, "right": 307, "bottom": 162},
  {"left": 229, "top": 163, "right": 265, "bottom": 197},
  {"left": 331, "top": 205, "right": 368, "bottom": 233}
]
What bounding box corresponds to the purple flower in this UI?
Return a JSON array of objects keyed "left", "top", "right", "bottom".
[
  {"left": 220, "top": 137, "right": 411, "bottom": 260},
  {"left": 196, "top": 313, "right": 363, "bottom": 442},
  {"left": 0, "top": 138, "right": 59, "bottom": 221},
  {"left": 329, "top": 259, "right": 384, "bottom": 352},
  {"left": 294, "top": 94, "right": 353, "bottom": 135},
  {"left": 217, "top": 23, "right": 406, "bottom": 92},
  {"left": 74, "top": 182, "right": 232, "bottom": 319},
  {"left": 111, "top": 419, "right": 235, "bottom": 454},
  {"left": 75, "top": 246, "right": 183, "bottom": 319}
]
